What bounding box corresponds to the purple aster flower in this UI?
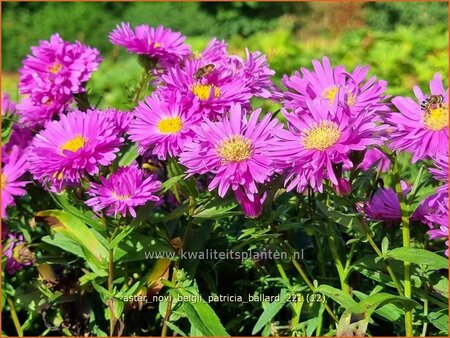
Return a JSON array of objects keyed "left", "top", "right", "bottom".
[
  {"left": 160, "top": 59, "right": 253, "bottom": 119},
  {"left": 2, "top": 92, "right": 16, "bottom": 115},
  {"left": 358, "top": 187, "right": 402, "bottom": 223},
  {"left": 425, "top": 197, "right": 449, "bottom": 256},
  {"left": 109, "top": 23, "right": 191, "bottom": 69},
  {"left": 3, "top": 233, "right": 35, "bottom": 274},
  {"left": 2, "top": 125, "right": 34, "bottom": 163},
  {"left": 280, "top": 56, "right": 388, "bottom": 115},
  {"left": 179, "top": 105, "right": 283, "bottom": 199},
  {"left": 235, "top": 189, "right": 267, "bottom": 219},
  {"left": 17, "top": 34, "right": 102, "bottom": 126},
  {"left": 387, "top": 73, "right": 448, "bottom": 162},
  {"left": 271, "top": 97, "right": 386, "bottom": 193},
  {"left": 357, "top": 148, "right": 391, "bottom": 172},
  {"left": 29, "top": 109, "right": 123, "bottom": 189},
  {"left": 429, "top": 152, "right": 448, "bottom": 199},
  {"left": 1, "top": 146, "right": 30, "bottom": 218},
  {"left": 86, "top": 165, "right": 161, "bottom": 218},
  {"left": 199, "top": 38, "right": 228, "bottom": 64},
  {"left": 129, "top": 92, "right": 202, "bottom": 160},
  {"left": 101, "top": 108, "right": 134, "bottom": 135}
]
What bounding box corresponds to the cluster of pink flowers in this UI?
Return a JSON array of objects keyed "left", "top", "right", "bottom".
[
  {"left": 2, "top": 24, "right": 448, "bottom": 271},
  {"left": 17, "top": 34, "right": 102, "bottom": 126}
]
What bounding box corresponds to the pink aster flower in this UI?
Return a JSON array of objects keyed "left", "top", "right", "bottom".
[
  {"left": 1, "top": 125, "right": 34, "bottom": 163},
  {"left": 271, "top": 97, "right": 386, "bottom": 193},
  {"left": 17, "top": 34, "right": 102, "bottom": 126},
  {"left": 358, "top": 148, "right": 391, "bottom": 172},
  {"left": 161, "top": 58, "right": 253, "bottom": 118},
  {"left": 2, "top": 92, "right": 16, "bottom": 115},
  {"left": 1, "top": 146, "right": 30, "bottom": 218},
  {"left": 425, "top": 197, "right": 449, "bottom": 256},
  {"left": 3, "top": 233, "right": 35, "bottom": 274},
  {"left": 101, "top": 108, "right": 134, "bottom": 135},
  {"left": 280, "top": 56, "right": 388, "bottom": 115},
  {"left": 28, "top": 109, "right": 123, "bottom": 189},
  {"left": 179, "top": 105, "right": 283, "bottom": 199},
  {"left": 429, "top": 152, "right": 448, "bottom": 198},
  {"left": 387, "top": 73, "right": 448, "bottom": 162},
  {"left": 86, "top": 165, "right": 161, "bottom": 218},
  {"left": 109, "top": 23, "right": 191, "bottom": 69},
  {"left": 129, "top": 92, "right": 202, "bottom": 160},
  {"left": 235, "top": 189, "right": 267, "bottom": 219}
]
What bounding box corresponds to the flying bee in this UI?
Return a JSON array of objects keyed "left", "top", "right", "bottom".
[
  {"left": 193, "top": 64, "right": 215, "bottom": 80},
  {"left": 421, "top": 94, "right": 444, "bottom": 111}
]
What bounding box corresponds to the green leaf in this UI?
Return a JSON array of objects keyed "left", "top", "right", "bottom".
[
  {"left": 349, "top": 292, "right": 419, "bottom": 316},
  {"left": 161, "top": 174, "right": 186, "bottom": 193},
  {"left": 252, "top": 289, "right": 289, "bottom": 335},
  {"left": 50, "top": 191, "right": 106, "bottom": 232},
  {"left": 37, "top": 210, "right": 109, "bottom": 276},
  {"left": 110, "top": 225, "right": 135, "bottom": 249},
  {"left": 118, "top": 143, "right": 139, "bottom": 166},
  {"left": 316, "top": 284, "right": 357, "bottom": 309},
  {"left": 175, "top": 287, "right": 229, "bottom": 336},
  {"left": 193, "top": 198, "right": 240, "bottom": 219},
  {"left": 381, "top": 237, "right": 389, "bottom": 254},
  {"left": 316, "top": 201, "right": 365, "bottom": 236},
  {"left": 428, "top": 310, "right": 449, "bottom": 333},
  {"left": 41, "top": 233, "right": 85, "bottom": 258},
  {"left": 387, "top": 247, "right": 448, "bottom": 270}
]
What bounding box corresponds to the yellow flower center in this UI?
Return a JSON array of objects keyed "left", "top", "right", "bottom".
[
  {"left": 60, "top": 135, "right": 86, "bottom": 152},
  {"left": 112, "top": 192, "right": 131, "bottom": 201},
  {"left": 322, "top": 86, "right": 338, "bottom": 102},
  {"left": 347, "top": 92, "right": 357, "bottom": 107},
  {"left": 423, "top": 104, "right": 448, "bottom": 131},
  {"left": 192, "top": 84, "right": 220, "bottom": 101},
  {"left": 322, "top": 85, "right": 356, "bottom": 106},
  {"left": 1, "top": 174, "right": 7, "bottom": 191},
  {"left": 302, "top": 121, "right": 341, "bottom": 150},
  {"left": 48, "top": 63, "right": 63, "bottom": 74},
  {"left": 157, "top": 116, "right": 183, "bottom": 134},
  {"left": 153, "top": 42, "right": 162, "bottom": 48},
  {"left": 216, "top": 135, "right": 253, "bottom": 163}
]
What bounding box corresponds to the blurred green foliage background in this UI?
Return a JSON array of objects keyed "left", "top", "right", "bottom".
[{"left": 2, "top": 1, "right": 448, "bottom": 108}]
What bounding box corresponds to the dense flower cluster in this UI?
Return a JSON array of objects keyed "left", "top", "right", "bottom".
[
  {"left": 17, "top": 34, "right": 102, "bottom": 126},
  {"left": 2, "top": 24, "right": 448, "bottom": 278}
]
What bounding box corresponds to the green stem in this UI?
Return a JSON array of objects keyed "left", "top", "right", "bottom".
[
  {"left": 392, "top": 156, "right": 413, "bottom": 336},
  {"left": 7, "top": 297, "right": 23, "bottom": 337},
  {"left": 421, "top": 298, "right": 428, "bottom": 337},
  {"left": 277, "top": 238, "right": 338, "bottom": 323},
  {"left": 162, "top": 196, "right": 196, "bottom": 337},
  {"left": 327, "top": 222, "right": 349, "bottom": 294},
  {"left": 362, "top": 222, "right": 404, "bottom": 296},
  {"left": 133, "top": 70, "right": 150, "bottom": 105},
  {"left": 107, "top": 224, "right": 120, "bottom": 336}
]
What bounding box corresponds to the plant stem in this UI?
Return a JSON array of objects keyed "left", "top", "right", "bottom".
[
  {"left": 392, "top": 156, "right": 413, "bottom": 336},
  {"left": 277, "top": 238, "right": 338, "bottom": 323},
  {"left": 327, "top": 222, "right": 349, "bottom": 294},
  {"left": 108, "top": 247, "right": 114, "bottom": 336},
  {"left": 421, "top": 298, "right": 428, "bottom": 337},
  {"left": 162, "top": 196, "right": 196, "bottom": 337},
  {"left": 362, "top": 222, "right": 404, "bottom": 296},
  {"left": 7, "top": 297, "right": 23, "bottom": 337},
  {"left": 133, "top": 70, "right": 150, "bottom": 105}
]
